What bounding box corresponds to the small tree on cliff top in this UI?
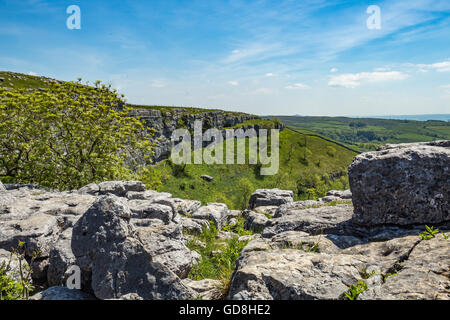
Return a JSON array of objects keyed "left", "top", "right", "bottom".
[{"left": 0, "top": 80, "right": 154, "bottom": 190}]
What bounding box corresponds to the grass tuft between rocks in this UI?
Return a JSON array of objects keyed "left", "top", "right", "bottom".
[{"left": 186, "top": 224, "right": 250, "bottom": 298}]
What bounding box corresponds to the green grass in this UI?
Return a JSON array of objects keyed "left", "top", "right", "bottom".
[
  {"left": 186, "top": 225, "right": 249, "bottom": 296},
  {"left": 271, "top": 116, "right": 450, "bottom": 152},
  {"left": 225, "top": 118, "right": 282, "bottom": 129},
  {"left": 150, "top": 128, "right": 356, "bottom": 209},
  {"left": 0, "top": 71, "right": 55, "bottom": 90}
]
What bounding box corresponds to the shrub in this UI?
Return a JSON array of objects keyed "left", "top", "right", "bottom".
[
  {"left": 0, "top": 242, "right": 37, "bottom": 300},
  {"left": 0, "top": 80, "right": 154, "bottom": 190}
]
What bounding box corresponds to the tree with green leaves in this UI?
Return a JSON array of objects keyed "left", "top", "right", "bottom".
[{"left": 0, "top": 80, "right": 154, "bottom": 190}]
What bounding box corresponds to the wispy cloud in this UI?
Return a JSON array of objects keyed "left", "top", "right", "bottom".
[
  {"left": 227, "top": 80, "right": 239, "bottom": 86},
  {"left": 285, "top": 83, "right": 310, "bottom": 90},
  {"left": 329, "top": 71, "right": 409, "bottom": 88}
]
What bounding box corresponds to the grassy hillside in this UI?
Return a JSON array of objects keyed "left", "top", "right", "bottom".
[
  {"left": 0, "top": 71, "right": 250, "bottom": 116},
  {"left": 273, "top": 116, "right": 450, "bottom": 152},
  {"left": 150, "top": 128, "right": 356, "bottom": 209},
  {"left": 0, "top": 71, "right": 57, "bottom": 90}
]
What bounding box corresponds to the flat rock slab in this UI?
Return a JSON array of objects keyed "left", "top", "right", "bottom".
[
  {"left": 262, "top": 205, "right": 354, "bottom": 238},
  {"left": 360, "top": 235, "right": 450, "bottom": 300},
  {"left": 228, "top": 249, "right": 371, "bottom": 300}
]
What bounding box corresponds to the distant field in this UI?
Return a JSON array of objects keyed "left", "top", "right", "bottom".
[{"left": 270, "top": 116, "right": 450, "bottom": 152}]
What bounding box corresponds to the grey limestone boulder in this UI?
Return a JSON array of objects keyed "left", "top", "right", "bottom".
[
  {"left": 71, "top": 195, "right": 193, "bottom": 300},
  {"left": 349, "top": 141, "right": 450, "bottom": 226}
]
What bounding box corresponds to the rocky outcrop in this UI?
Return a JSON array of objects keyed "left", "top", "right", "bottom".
[
  {"left": 129, "top": 108, "right": 258, "bottom": 163},
  {"left": 0, "top": 140, "right": 449, "bottom": 301},
  {"left": 349, "top": 141, "right": 450, "bottom": 226},
  {"left": 0, "top": 181, "right": 219, "bottom": 300}
]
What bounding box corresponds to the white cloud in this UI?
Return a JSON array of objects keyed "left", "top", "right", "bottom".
[
  {"left": 265, "top": 73, "right": 274, "bottom": 77},
  {"left": 228, "top": 80, "right": 239, "bottom": 86},
  {"left": 328, "top": 71, "right": 409, "bottom": 88},
  {"left": 330, "top": 68, "right": 338, "bottom": 73},
  {"left": 412, "top": 60, "right": 450, "bottom": 73},
  {"left": 285, "top": 83, "right": 310, "bottom": 89},
  {"left": 430, "top": 61, "right": 450, "bottom": 72},
  {"left": 28, "top": 71, "right": 37, "bottom": 76}
]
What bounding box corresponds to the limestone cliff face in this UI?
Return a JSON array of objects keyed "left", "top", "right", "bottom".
[{"left": 129, "top": 108, "right": 260, "bottom": 163}]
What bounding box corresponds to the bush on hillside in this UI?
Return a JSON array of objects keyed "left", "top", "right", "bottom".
[{"left": 0, "top": 80, "right": 154, "bottom": 190}]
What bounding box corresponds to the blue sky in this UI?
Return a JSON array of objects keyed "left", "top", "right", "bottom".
[{"left": 0, "top": 0, "right": 449, "bottom": 116}]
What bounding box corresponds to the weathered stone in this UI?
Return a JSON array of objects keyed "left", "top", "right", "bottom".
[
  {"left": 98, "top": 181, "right": 145, "bottom": 197},
  {"left": 249, "top": 189, "right": 294, "bottom": 209},
  {"left": 273, "top": 200, "right": 321, "bottom": 218},
  {"left": 125, "top": 190, "right": 171, "bottom": 201},
  {"left": 341, "top": 235, "right": 420, "bottom": 271},
  {"left": 136, "top": 224, "right": 197, "bottom": 279},
  {"left": 262, "top": 205, "right": 354, "bottom": 238},
  {"left": 0, "top": 213, "right": 59, "bottom": 258},
  {"left": 154, "top": 197, "right": 201, "bottom": 219},
  {"left": 128, "top": 200, "right": 175, "bottom": 224},
  {"left": 326, "top": 189, "right": 352, "bottom": 199},
  {"left": 47, "top": 229, "right": 77, "bottom": 287},
  {"left": 71, "top": 195, "right": 193, "bottom": 300},
  {"left": 244, "top": 212, "right": 269, "bottom": 233},
  {"left": 181, "top": 278, "right": 223, "bottom": 300},
  {"left": 77, "top": 183, "right": 99, "bottom": 195},
  {"left": 192, "top": 203, "right": 229, "bottom": 229},
  {"left": 30, "top": 286, "right": 95, "bottom": 300},
  {"left": 0, "top": 181, "right": 5, "bottom": 191},
  {"left": 349, "top": 142, "right": 450, "bottom": 226},
  {"left": 200, "top": 175, "right": 214, "bottom": 182},
  {"left": 319, "top": 196, "right": 342, "bottom": 203},
  {"left": 270, "top": 231, "right": 341, "bottom": 254},
  {"left": 228, "top": 249, "right": 370, "bottom": 300},
  {"left": 359, "top": 235, "right": 450, "bottom": 300},
  {"left": 253, "top": 206, "right": 278, "bottom": 217},
  {"left": 180, "top": 217, "right": 210, "bottom": 235}
]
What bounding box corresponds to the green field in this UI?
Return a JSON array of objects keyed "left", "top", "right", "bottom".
[{"left": 272, "top": 116, "right": 450, "bottom": 152}]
